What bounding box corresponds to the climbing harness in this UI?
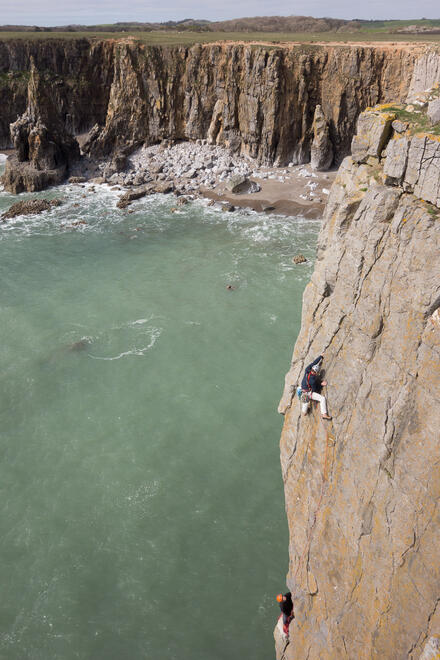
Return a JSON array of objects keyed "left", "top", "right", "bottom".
[{"left": 299, "top": 370, "right": 317, "bottom": 403}]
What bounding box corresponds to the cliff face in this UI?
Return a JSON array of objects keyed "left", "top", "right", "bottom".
[
  {"left": 0, "top": 39, "right": 114, "bottom": 147},
  {"left": 0, "top": 39, "right": 433, "bottom": 166},
  {"left": 85, "top": 42, "right": 419, "bottom": 164},
  {"left": 277, "top": 107, "right": 440, "bottom": 658}
]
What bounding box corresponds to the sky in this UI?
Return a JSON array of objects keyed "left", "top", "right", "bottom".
[{"left": 2, "top": 0, "right": 440, "bottom": 26}]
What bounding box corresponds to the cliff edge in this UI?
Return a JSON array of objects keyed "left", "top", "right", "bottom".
[{"left": 277, "top": 99, "right": 440, "bottom": 658}]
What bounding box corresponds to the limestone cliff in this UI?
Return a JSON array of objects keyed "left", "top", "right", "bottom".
[
  {"left": 0, "top": 39, "right": 436, "bottom": 172},
  {"left": 3, "top": 58, "right": 80, "bottom": 193},
  {"left": 276, "top": 104, "right": 440, "bottom": 658}
]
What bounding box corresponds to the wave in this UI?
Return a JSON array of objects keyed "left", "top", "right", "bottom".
[{"left": 87, "top": 327, "right": 161, "bottom": 361}]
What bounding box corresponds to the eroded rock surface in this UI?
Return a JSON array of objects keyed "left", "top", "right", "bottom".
[
  {"left": 2, "top": 58, "right": 79, "bottom": 192},
  {"left": 277, "top": 106, "right": 440, "bottom": 659}
]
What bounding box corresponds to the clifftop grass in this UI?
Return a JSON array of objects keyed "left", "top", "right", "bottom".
[
  {"left": 0, "top": 30, "right": 440, "bottom": 45},
  {"left": 377, "top": 104, "right": 440, "bottom": 136}
]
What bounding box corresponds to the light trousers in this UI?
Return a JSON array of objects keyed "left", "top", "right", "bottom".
[{"left": 301, "top": 391, "right": 328, "bottom": 416}]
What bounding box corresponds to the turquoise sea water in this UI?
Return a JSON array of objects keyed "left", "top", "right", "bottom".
[{"left": 0, "top": 177, "right": 319, "bottom": 660}]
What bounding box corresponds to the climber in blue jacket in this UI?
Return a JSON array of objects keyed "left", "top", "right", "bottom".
[{"left": 301, "top": 355, "right": 332, "bottom": 419}]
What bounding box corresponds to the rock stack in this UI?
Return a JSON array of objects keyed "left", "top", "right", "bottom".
[
  {"left": 310, "top": 105, "right": 333, "bottom": 171},
  {"left": 2, "top": 58, "right": 80, "bottom": 193}
]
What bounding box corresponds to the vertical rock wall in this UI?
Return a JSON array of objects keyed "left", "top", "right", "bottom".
[
  {"left": 277, "top": 110, "right": 440, "bottom": 659},
  {"left": 0, "top": 40, "right": 434, "bottom": 165}
]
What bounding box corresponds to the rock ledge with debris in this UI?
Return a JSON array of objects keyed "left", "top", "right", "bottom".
[{"left": 100, "top": 141, "right": 335, "bottom": 217}]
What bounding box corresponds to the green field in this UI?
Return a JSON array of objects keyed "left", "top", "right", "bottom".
[
  {"left": 359, "top": 18, "right": 440, "bottom": 31},
  {"left": 0, "top": 30, "right": 440, "bottom": 45}
]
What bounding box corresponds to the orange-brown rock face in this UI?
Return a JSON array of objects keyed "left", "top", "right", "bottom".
[
  {"left": 277, "top": 112, "right": 440, "bottom": 659},
  {"left": 85, "top": 42, "right": 423, "bottom": 165},
  {"left": 0, "top": 40, "right": 435, "bottom": 165}
]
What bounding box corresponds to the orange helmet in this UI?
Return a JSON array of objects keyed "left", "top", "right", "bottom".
[{"left": 276, "top": 594, "right": 283, "bottom": 603}]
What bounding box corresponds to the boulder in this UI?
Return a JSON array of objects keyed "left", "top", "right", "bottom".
[
  {"left": 310, "top": 105, "right": 333, "bottom": 171},
  {"left": 391, "top": 119, "right": 409, "bottom": 134},
  {"left": 112, "top": 151, "right": 129, "bottom": 172},
  {"left": 225, "top": 175, "right": 261, "bottom": 194},
  {"left": 150, "top": 162, "right": 164, "bottom": 174},
  {"left": 116, "top": 185, "right": 153, "bottom": 209},
  {"left": 154, "top": 182, "right": 174, "bottom": 194}
]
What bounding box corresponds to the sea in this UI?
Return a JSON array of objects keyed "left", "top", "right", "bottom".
[{"left": 0, "top": 166, "right": 319, "bottom": 660}]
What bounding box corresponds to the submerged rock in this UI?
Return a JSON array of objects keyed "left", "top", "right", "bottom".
[
  {"left": 68, "top": 339, "right": 90, "bottom": 351},
  {"left": 2, "top": 198, "right": 62, "bottom": 220}
]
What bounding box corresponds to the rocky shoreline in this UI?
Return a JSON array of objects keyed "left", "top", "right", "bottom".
[
  {"left": 88, "top": 140, "right": 335, "bottom": 217},
  {"left": 1, "top": 139, "right": 336, "bottom": 218}
]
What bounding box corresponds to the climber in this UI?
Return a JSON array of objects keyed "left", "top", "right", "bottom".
[
  {"left": 276, "top": 592, "right": 294, "bottom": 638},
  {"left": 300, "top": 355, "right": 332, "bottom": 420}
]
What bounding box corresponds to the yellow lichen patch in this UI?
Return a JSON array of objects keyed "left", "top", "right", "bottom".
[
  {"left": 375, "top": 102, "right": 398, "bottom": 111},
  {"left": 380, "top": 112, "right": 397, "bottom": 122},
  {"left": 414, "top": 132, "right": 440, "bottom": 142}
]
